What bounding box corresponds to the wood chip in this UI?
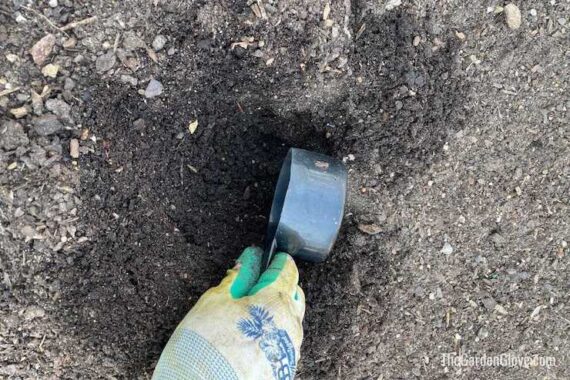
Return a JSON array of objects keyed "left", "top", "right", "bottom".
[
  {"left": 80, "top": 128, "right": 90, "bottom": 140},
  {"left": 60, "top": 16, "right": 98, "bottom": 31},
  {"left": 323, "top": 2, "right": 331, "bottom": 20},
  {"left": 69, "top": 139, "right": 80, "bottom": 159},
  {"left": 231, "top": 36, "right": 255, "bottom": 50},
  {"left": 188, "top": 119, "right": 198, "bottom": 134},
  {"left": 63, "top": 37, "right": 77, "bottom": 49},
  {"left": 530, "top": 305, "right": 543, "bottom": 319},
  {"left": 0, "top": 87, "right": 20, "bottom": 97},
  {"left": 250, "top": 3, "right": 262, "bottom": 18},
  {"left": 256, "top": 0, "right": 267, "bottom": 19},
  {"left": 40, "top": 85, "right": 51, "bottom": 98},
  {"left": 146, "top": 47, "right": 158, "bottom": 63},
  {"left": 355, "top": 23, "right": 366, "bottom": 40},
  {"left": 357, "top": 223, "right": 382, "bottom": 235},
  {"left": 494, "top": 304, "right": 508, "bottom": 315},
  {"left": 10, "top": 106, "right": 28, "bottom": 119}
]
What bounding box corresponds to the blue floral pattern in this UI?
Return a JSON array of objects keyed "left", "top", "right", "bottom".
[{"left": 237, "top": 305, "right": 296, "bottom": 380}]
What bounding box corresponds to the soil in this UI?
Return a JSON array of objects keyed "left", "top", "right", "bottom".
[{"left": 1, "top": 0, "right": 569, "bottom": 379}]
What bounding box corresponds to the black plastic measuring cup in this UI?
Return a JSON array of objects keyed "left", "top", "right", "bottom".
[{"left": 262, "top": 148, "right": 348, "bottom": 269}]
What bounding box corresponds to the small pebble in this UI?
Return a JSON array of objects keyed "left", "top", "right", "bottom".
[
  {"left": 482, "top": 297, "right": 497, "bottom": 311},
  {"left": 24, "top": 306, "right": 45, "bottom": 321},
  {"left": 132, "top": 119, "right": 146, "bottom": 130},
  {"left": 122, "top": 32, "right": 145, "bottom": 50},
  {"left": 0, "top": 121, "right": 29, "bottom": 150},
  {"left": 504, "top": 3, "right": 522, "bottom": 30},
  {"left": 144, "top": 79, "right": 163, "bottom": 98},
  {"left": 95, "top": 52, "right": 116, "bottom": 73},
  {"left": 33, "top": 115, "right": 63, "bottom": 136},
  {"left": 152, "top": 35, "right": 167, "bottom": 51},
  {"left": 41, "top": 64, "right": 59, "bottom": 78},
  {"left": 30, "top": 34, "right": 56, "bottom": 65},
  {"left": 441, "top": 242, "right": 453, "bottom": 255},
  {"left": 6, "top": 54, "right": 18, "bottom": 63},
  {"left": 45, "top": 99, "right": 71, "bottom": 121},
  {"left": 495, "top": 304, "right": 508, "bottom": 315},
  {"left": 15, "top": 13, "right": 27, "bottom": 23},
  {"left": 385, "top": 0, "right": 402, "bottom": 11},
  {"left": 31, "top": 91, "right": 43, "bottom": 115},
  {"left": 64, "top": 78, "right": 76, "bottom": 91},
  {"left": 48, "top": 0, "right": 58, "bottom": 7},
  {"left": 120, "top": 75, "right": 138, "bottom": 86}
]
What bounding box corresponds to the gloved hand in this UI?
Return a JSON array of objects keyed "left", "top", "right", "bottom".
[{"left": 152, "top": 247, "right": 305, "bottom": 380}]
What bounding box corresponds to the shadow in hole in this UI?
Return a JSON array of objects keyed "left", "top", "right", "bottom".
[
  {"left": 59, "top": 88, "right": 333, "bottom": 375},
  {"left": 57, "top": 3, "right": 466, "bottom": 378}
]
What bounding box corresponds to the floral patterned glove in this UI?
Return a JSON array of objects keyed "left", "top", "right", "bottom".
[{"left": 152, "top": 247, "right": 305, "bottom": 380}]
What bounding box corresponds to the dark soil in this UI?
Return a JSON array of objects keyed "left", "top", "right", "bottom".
[
  {"left": 58, "top": 5, "right": 465, "bottom": 378},
  {"left": 2, "top": 0, "right": 568, "bottom": 379}
]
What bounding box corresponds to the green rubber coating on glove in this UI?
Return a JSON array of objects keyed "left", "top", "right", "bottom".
[
  {"left": 230, "top": 247, "right": 262, "bottom": 299},
  {"left": 248, "top": 252, "right": 289, "bottom": 296}
]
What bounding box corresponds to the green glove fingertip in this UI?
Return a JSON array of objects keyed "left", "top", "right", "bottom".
[
  {"left": 230, "top": 246, "right": 263, "bottom": 299},
  {"left": 248, "top": 252, "right": 290, "bottom": 296}
]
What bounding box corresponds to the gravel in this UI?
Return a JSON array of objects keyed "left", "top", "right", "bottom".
[
  {"left": 144, "top": 79, "right": 163, "bottom": 98},
  {"left": 32, "top": 114, "right": 64, "bottom": 136},
  {"left": 504, "top": 3, "right": 522, "bottom": 30},
  {"left": 152, "top": 35, "right": 167, "bottom": 51},
  {"left": 45, "top": 99, "right": 72, "bottom": 122},
  {"left": 0, "top": 121, "right": 29, "bottom": 150},
  {"left": 29, "top": 34, "right": 56, "bottom": 65},
  {"left": 122, "top": 31, "right": 145, "bottom": 50},
  {"left": 95, "top": 51, "right": 116, "bottom": 73}
]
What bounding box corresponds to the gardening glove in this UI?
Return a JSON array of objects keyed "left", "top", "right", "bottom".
[{"left": 152, "top": 246, "right": 305, "bottom": 380}]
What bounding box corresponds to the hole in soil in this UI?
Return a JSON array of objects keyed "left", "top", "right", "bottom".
[
  {"left": 60, "top": 85, "right": 336, "bottom": 373},
  {"left": 56, "top": 5, "right": 467, "bottom": 377}
]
